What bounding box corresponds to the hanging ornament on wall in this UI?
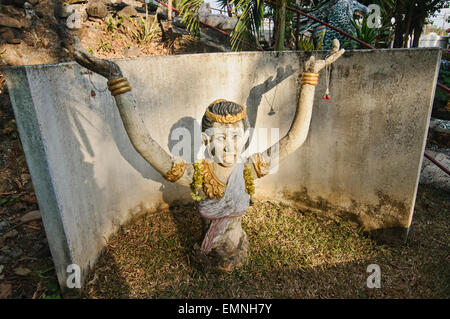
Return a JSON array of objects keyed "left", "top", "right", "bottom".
[
  {"left": 88, "top": 71, "right": 108, "bottom": 97},
  {"left": 265, "top": 81, "right": 278, "bottom": 116},
  {"left": 322, "top": 63, "right": 331, "bottom": 100}
]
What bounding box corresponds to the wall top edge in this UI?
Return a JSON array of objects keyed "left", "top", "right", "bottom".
[{"left": 0, "top": 48, "right": 442, "bottom": 74}]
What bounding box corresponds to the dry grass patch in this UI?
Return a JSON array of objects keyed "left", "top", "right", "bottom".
[{"left": 83, "top": 186, "right": 449, "bottom": 299}]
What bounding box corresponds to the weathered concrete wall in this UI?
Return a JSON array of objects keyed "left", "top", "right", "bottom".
[{"left": 3, "top": 49, "right": 441, "bottom": 291}]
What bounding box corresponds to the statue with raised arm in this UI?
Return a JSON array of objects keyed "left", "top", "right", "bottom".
[{"left": 73, "top": 40, "right": 344, "bottom": 271}]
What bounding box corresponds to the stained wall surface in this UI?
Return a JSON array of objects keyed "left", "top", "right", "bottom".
[{"left": 3, "top": 49, "right": 441, "bottom": 290}]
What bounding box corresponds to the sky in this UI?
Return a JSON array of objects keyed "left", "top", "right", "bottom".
[{"left": 430, "top": 8, "right": 450, "bottom": 30}]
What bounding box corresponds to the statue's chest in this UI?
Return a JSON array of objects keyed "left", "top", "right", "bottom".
[
  {"left": 194, "top": 160, "right": 254, "bottom": 201},
  {"left": 202, "top": 161, "right": 226, "bottom": 199}
]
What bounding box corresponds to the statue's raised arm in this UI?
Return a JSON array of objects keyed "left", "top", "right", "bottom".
[
  {"left": 253, "top": 39, "right": 345, "bottom": 178},
  {"left": 74, "top": 47, "right": 194, "bottom": 187}
]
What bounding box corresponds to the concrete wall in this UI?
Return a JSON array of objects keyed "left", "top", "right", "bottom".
[{"left": 3, "top": 48, "right": 441, "bottom": 291}]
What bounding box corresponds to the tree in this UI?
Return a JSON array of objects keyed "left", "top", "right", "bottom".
[
  {"left": 274, "top": 0, "right": 287, "bottom": 50},
  {"left": 359, "top": 0, "right": 448, "bottom": 48},
  {"left": 179, "top": 0, "right": 268, "bottom": 50}
]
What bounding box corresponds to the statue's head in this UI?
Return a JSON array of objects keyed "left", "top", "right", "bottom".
[{"left": 201, "top": 99, "right": 250, "bottom": 167}]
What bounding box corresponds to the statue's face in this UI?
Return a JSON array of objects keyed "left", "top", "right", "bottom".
[{"left": 202, "top": 121, "right": 248, "bottom": 167}]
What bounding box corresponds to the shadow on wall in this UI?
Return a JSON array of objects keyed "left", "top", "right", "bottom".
[{"left": 245, "top": 65, "right": 296, "bottom": 128}]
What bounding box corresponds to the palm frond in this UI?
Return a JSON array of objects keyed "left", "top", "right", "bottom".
[
  {"left": 178, "top": 0, "right": 204, "bottom": 36},
  {"left": 216, "top": 0, "right": 232, "bottom": 10},
  {"left": 230, "top": 0, "right": 265, "bottom": 51}
]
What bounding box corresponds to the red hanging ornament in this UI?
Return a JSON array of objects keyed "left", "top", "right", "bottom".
[{"left": 323, "top": 63, "right": 332, "bottom": 101}]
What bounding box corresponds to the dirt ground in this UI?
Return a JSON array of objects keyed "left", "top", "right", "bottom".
[{"left": 0, "top": 0, "right": 449, "bottom": 299}]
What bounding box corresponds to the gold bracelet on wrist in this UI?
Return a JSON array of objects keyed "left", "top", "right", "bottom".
[
  {"left": 164, "top": 158, "right": 186, "bottom": 183},
  {"left": 251, "top": 152, "right": 270, "bottom": 178},
  {"left": 300, "top": 72, "right": 319, "bottom": 86},
  {"left": 107, "top": 77, "right": 132, "bottom": 96}
]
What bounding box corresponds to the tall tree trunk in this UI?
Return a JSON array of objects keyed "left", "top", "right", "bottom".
[
  {"left": 412, "top": 11, "right": 426, "bottom": 48},
  {"left": 274, "top": 0, "right": 286, "bottom": 51},
  {"left": 412, "top": 23, "right": 422, "bottom": 47},
  {"left": 403, "top": 0, "right": 415, "bottom": 48},
  {"left": 227, "top": 0, "right": 233, "bottom": 17},
  {"left": 168, "top": 0, "right": 173, "bottom": 30},
  {"left": 393, "top": 0, "right": 406, "bottom": 48}
]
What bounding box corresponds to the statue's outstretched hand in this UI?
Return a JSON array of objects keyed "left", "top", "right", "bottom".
[
  {"left": 73, "top": 37, "right": 123, "bottom": 80},
  {"left": 304, "top": 39, "right": 345, "bottom": 74}
]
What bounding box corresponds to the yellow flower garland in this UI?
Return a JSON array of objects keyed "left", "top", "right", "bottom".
[
  {"left": 244, "top": 166, "right": 255, "bottom": 197},
  {"left": 191, "top": 160, "right": 204, "bottom": 202}
]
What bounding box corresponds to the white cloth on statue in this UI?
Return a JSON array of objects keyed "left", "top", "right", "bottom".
[{"left": 198, "top": 159, "right": 250, "bottom": 253}]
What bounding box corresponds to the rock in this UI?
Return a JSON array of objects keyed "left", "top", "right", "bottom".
[
  {"left": 1, "top": 5, "right": 24, "bottom": 16},
  {"left": 0, "top": 178, "right": 9, "bottom": 193},
  {"left": 31, "top": 242, "right": 43, "bottom": 255},
  {"left": 2, "top": 0, "right": 27, "bottom": 8},
  {"left": 21, "top": 194, "right": 36, "bottom": 203},
  {"left": 221, "top": 16, "right": 237, "bottom": 31},
  {"left": 122, "top": 46, "right": 141, "bottom": 58},
  {"left": 20, "top": 210, "right": 41, "bottom": 223},
  {"left": 0, "top": 283, "right": 12, "bottom": 299},
  {"left": 0, "top": 265, "right": 4, "bottom": 275},
  {"left": 14, "top": 266, "right": 31, "bottom": 276},
  {"left": 0, "top": 221, "right": 10, "bottom": 231},
  {"left": 62, "top": 4, "right": 88, "bottom": 21},
  {"left": 156, "top": 5, "right": 175, "bottom": 20},
  {"left": 66, "top": 0, "right": 91, "bottom": 4},
  {"left": 114, "top": 0, "right": 143, "bottom": 7},
  {"left": 0, "top": 28, "right": 21, "bottom": 44},
  {"left": 3, "top": 229, "right": 18, "bottom": 238},
  {"left": 0, "top": 48, "right": 24, "bottom": 66},
  {"left": 420, "top": 149, "right": 450, "bottom": 191},
  {"left": 0, "top": 14, "right": 24, "bottom": 29},
  {"left": 0, "top": 255, "right": 9, "bottom": 263},
  {"left": 199, "top": 2, "right": 212, "bottom": 17},
  {"left": 204, "top": 14, "right": 228, "bottom": 29},
  {"left": 20, "top": 173, "right": 30, "bottom": 184},
  {"left": 118, "top": 5, "right": 138, "bottom": 17},
  {"left": 24, "top": 2, "right": 36, "bottom": 20},
  {"left": 65, "top": 5, "right": 88, "bottom": 30},
  {"left": 86, "top": 0, "right": 108, "bottom": 18},
  {"left": 172, "top": 16, "right": 186, "bottom": 28},
  {"left": 158, "top": 202, "right": 170, "bottom": 211},
  {"left": 60, "top": 5, "right": 71, "bottom": 18},
  {"left": 35, "top": 246, "right": 50, "bottom": 258},
  {"left": 1, "top": 246, "right": 23, "bottom": 258}
]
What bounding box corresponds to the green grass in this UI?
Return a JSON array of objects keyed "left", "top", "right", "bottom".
[{"left": 83, "top": 187, "right": 449, "bottom": 299}]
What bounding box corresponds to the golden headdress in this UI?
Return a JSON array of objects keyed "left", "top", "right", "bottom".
[{"left": 205, "top": 99, "right": 247, "bottom": 124}]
